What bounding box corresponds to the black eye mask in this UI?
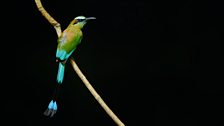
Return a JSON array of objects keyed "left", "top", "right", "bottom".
[{"left": 77, "top": 19, "right": 85, "bottom": 22}]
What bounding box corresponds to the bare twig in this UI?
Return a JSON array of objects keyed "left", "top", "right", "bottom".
[
  {"left": 35, "top": 0, "right": 61, "bottom": 36},
  {"left": 70, "top": 58, "right": 125, "bottom": 126},
  {"left": 34, "top": 0, "right": 125, "bottom": 125}
]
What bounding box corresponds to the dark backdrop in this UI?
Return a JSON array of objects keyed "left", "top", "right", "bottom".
[{"left": 12, "top": 0, "right": 223, "bottom": 125}]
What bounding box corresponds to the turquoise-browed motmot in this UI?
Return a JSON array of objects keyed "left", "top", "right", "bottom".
[{"left": 44, "top": 16, "right": 96, "bottom": 117}]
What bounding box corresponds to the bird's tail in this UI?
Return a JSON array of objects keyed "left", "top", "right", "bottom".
[
  {"left": 44, "top": 62, "right": 64, "bottom": 117},
  {"left": 43, "top": 100, "right": 57, "bottom": 117},
  {"left": 57, "top": 62, "right": 65, "bottom": 84},
  {"left": 44, "top": 78, "right": 61, "bottom": 117}
]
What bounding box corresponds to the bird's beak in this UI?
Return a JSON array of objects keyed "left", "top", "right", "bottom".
[{"left": 86, "top": 17, "right": 96, "bottom": 20}]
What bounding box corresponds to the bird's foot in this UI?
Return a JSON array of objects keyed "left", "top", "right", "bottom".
[
  {"left": 62, "top": 60, "right": 66, "bottom": 65},
  {"left": 56, "top": 58, "right": 66, "bottom": 65}
]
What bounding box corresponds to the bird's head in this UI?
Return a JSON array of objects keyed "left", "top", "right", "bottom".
[{"left": 71, "top": 16, "right": 96, "bottom": 29}]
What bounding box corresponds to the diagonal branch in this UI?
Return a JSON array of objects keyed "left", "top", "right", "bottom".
[
  {"left": 35, "top": 0, "right": 61, "bottom": 36},
  {"left": 70, "top": 57, "right": 125, "bottom": 126},
  {"left": 34, "top": 0, "right": 125, "bottom": 126}
]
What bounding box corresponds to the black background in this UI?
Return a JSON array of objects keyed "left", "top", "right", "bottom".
[{"left": 12, "top": 0, "right": 224, "bottom": 125}]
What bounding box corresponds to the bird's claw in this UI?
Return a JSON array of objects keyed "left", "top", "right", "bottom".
[{"left": 56, "top": 58, "right": 67, "bottom": 65}]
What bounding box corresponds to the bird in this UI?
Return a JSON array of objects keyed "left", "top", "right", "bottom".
[{"left": 44, "top": 16, "right": 96, "bottom": 117}]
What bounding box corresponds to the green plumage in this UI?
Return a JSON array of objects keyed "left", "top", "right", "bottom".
[
  {"left": 56, "top": 22, "right": 83, "bottom": 61},
  {"left": 44, "top": 16, "right": 95, "bottom": 117},
  {"left": 56, "top": 21, "right": 84, "bottom": 84},
  {"left": 58, "top": 26, "right": 83, "bottom": 51}
]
